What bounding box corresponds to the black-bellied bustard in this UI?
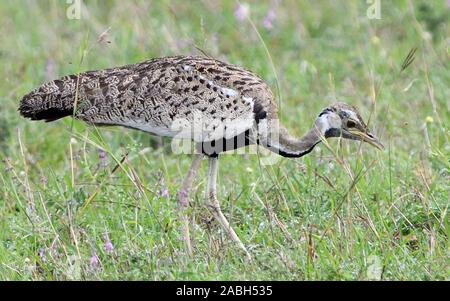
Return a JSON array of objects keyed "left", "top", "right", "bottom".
[{"left": 19, "top": 55, "right": 383, "bottom": 260}]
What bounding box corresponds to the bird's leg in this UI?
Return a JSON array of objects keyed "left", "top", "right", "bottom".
[
  {"left": 205, "top": 156, "right": 252, "bottom": 260},
  {"left": 177, "top": 153, "right": 203, "bottom": 257}
]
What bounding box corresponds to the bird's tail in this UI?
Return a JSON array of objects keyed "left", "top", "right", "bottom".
[{"left": 19, "top": 77, "right": 77, "bottom": 122}]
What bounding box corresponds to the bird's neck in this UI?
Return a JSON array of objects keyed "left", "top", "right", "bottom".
[{"left": 258, "top": 120, "right": 323, "bottom": 158}]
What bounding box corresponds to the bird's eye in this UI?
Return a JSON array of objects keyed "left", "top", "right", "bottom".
[{"left": 347, "top": 120, "right": 356, "bottom": 128}]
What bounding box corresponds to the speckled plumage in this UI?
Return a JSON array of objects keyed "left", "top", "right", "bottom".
[{"left": 19, "top": 55, "right": 276, "bottom": 151}]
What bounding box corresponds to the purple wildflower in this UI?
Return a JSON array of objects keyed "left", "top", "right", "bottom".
[
  {"left": 234, "top": 3, "right": 250, "bottom": 22},
  {"left": 44, "top": 58, "right": 55, "bottom": 81},
  {"left": 156, "top": 176, "right": 170, "bottom": 198},
  {"left": 177, "top": 189, "right": 189, "bottom": 207},
  {"left": 262, "top": 8, "right": 276, "bottom": 30},
  {"left": 103, "top": 235, "right": 114, "bottom": 253},
  {"left": 157, "top": 188, "right": 169, "bottom": 198},
  {"left": 98, "top": 148, "right": 107, "bottom": 168},
  {"left": 89, "top": 253, "right": 99, "bottom": 267},
  {"left": 39, "top": 174, "right": 48, "bottom": 186},
  {"left": 38, "top": 248, "right": 46, "bottom": 262}
]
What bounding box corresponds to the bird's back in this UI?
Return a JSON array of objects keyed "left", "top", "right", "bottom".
[{"left": 19, "top": 55, "right": 276, "bottom": 143}]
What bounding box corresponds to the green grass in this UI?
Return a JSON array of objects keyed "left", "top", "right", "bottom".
[{"left": 0, "top": 0, "right": 448, "bottom": 280}]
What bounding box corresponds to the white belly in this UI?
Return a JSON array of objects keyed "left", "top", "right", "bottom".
[{"left": 119, "top": 111, "right": 255, "bottom": 143}]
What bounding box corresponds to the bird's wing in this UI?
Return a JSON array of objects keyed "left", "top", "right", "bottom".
[{"left": 32, "top": 56, "right": 274, "bottom": 143}]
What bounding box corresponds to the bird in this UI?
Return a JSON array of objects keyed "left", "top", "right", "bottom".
[{"left": 19, "top": 55, "right": 384, "bottom": 260}]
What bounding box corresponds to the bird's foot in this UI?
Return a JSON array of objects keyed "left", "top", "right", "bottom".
[{"left": 207, "top": 204, "right": 252, "bottom": 261}]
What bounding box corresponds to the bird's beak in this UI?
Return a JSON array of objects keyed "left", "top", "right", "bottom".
[{"left": 348, "top": 129, "right": 384, "bottom": 150}]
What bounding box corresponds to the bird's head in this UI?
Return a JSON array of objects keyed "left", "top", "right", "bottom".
[{"left": 314, "top": 102, "right": 384, "bottom": 150}]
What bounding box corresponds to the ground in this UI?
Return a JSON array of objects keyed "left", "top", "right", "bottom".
[{"left": 0, "top": 0, "right": 448, "bottom": 280}]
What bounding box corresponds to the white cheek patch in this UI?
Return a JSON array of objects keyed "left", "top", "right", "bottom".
[
  {"left": 316, "top": 114, "right": 342, "bottom": 135},
  {"left": 316, "top": 115, "right": 330, "bottom": 135},
  {"left": 328, "top": 115, "right": 342, "bottom": 129}
]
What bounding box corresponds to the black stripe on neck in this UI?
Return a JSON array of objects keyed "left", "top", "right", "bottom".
[
  {"left": 253, "top": 101, "right": 267, "bottom": 124},
  {"left": 318, "top": 108, "right": 332, "bottom": 117},
  {"left": 266, "top": 141, "right": 320, "bottom": 158},
  {"left": 324, "top": 128, "right": 340, "bottom": 138}
]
